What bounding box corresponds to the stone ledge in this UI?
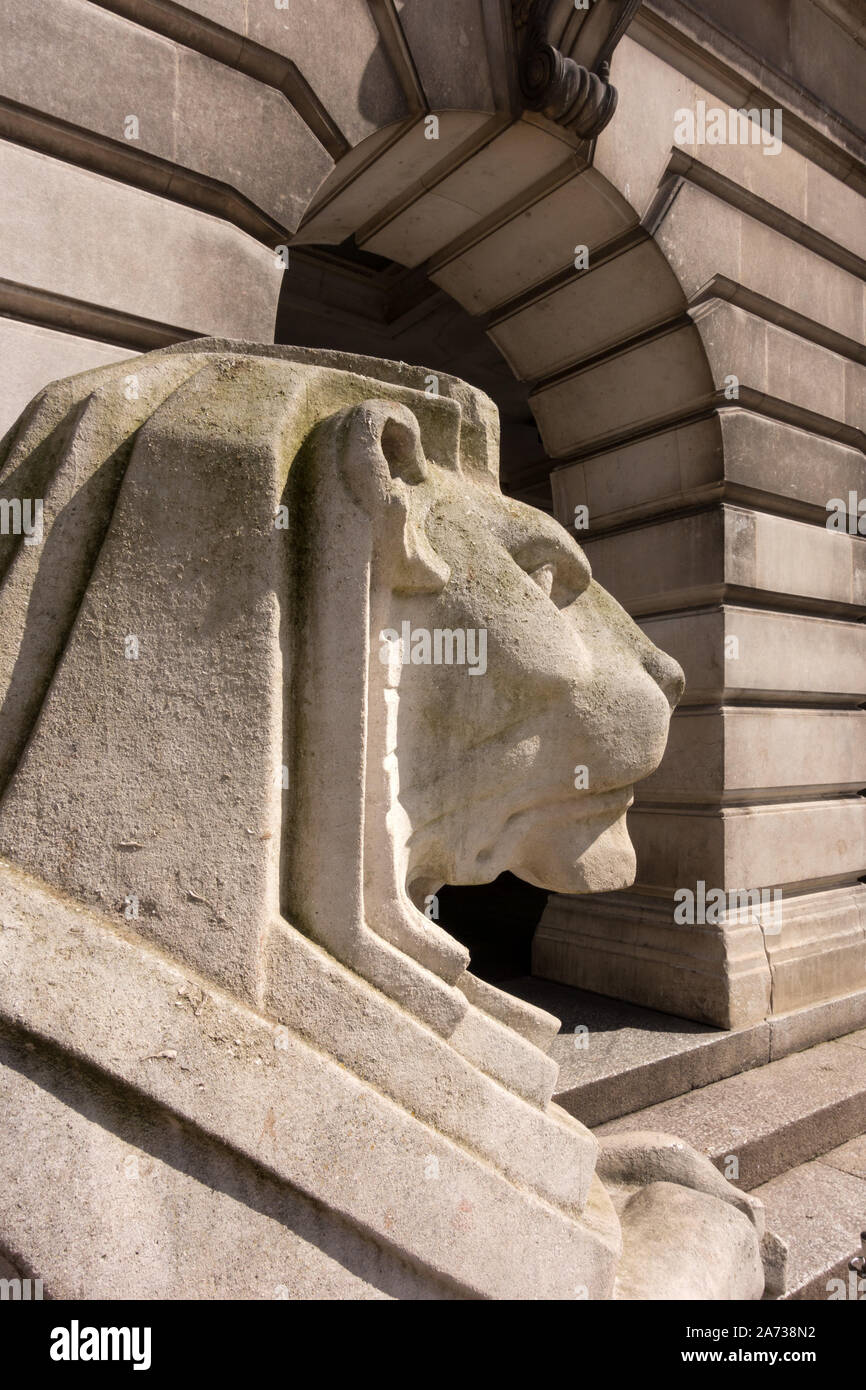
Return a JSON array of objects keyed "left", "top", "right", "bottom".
[
  {"left": 597, "top": 1029, "right": 866, "bottom": 1190},
  {"left": 0, "top": 139, "right": 283, "bottom": 341},
  {"left": 0, "top": 1022, "right": 451, "bottom": 1299},
  {"left": 505, "top": 977, "right": 866, "bottom": 1127},
  {"left": 755, "top": 1135, "right": 866, "bottom": 1300}
]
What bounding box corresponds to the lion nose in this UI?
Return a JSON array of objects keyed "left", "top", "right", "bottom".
[{"left": 642, "top": 646, "right": 685, "bottom": 710}]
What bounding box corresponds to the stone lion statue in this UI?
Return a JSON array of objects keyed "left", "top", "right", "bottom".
[{"left": 0, "top": 342, "right": 781, "bottom": 1299}]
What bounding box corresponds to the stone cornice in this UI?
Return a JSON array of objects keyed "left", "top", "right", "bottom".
[{"left": 640, "top": 0, "right": 866, "bottom": 157}]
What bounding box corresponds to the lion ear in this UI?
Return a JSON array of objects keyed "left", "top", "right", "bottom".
[
  {"left": 337, "top": 399, "right": 427, "bottom": 503},
  {"left": 338, "top": 400, "right": 450, "bottom": 594},
  {"left": 379, "top": 412, "right": 427, "bottom": 486}
]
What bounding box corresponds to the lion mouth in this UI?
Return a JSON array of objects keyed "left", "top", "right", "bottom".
[
  {"left": 505, "top": 784, "right": 635, "bottom": 827},
  {"left": 470, "top": 785, "right": 634, "bottom": 871}
]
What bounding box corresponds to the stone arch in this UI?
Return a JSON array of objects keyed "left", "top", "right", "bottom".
[
  {"left": 276, "top": 41, "right": 724, "bottom": 995},
  {"left": 279, "top": 24, "right": 866, "bottom": 1032},
  {"left": 289, "top": 114, "right": 715, "bottom": 501}
]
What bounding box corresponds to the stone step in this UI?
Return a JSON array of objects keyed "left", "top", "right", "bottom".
[
  {"left": 753, "top": 1137, "right": 866, "bottom": 1300},
  {"left": 595, "top": 1029, "right": 866, "bottom": 1190},
  {"left": 505, "top": 977, "right": 866, "bottom": 1298},
  {"left": 503, "top": 975, "right": 866, "bottom": 1128}
]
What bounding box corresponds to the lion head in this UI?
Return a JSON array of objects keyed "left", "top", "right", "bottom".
[{"left": 0, "top": 342, "right": 681, "bottom": 1045}]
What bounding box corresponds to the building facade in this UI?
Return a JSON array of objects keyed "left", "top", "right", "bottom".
[{"left": 3, "top": 0, "right": 862, "bottom": 1035}]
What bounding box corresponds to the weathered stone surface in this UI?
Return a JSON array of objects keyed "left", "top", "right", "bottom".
[
  {"left": 693, "top": 301, "right": 863, "bottom": 437},
  {"left": 532, "top": 298, "right": 864, "bottom": 460},
  {"left": 0, "top": 0, "right": 177, "bottom": 154},
  {"left": 363, "top": 122, "right": 577, "bottom": 267},
  {"left": 584, "top": 505, "right": 866, "bottom": 617},
  {"left": 763, "top": 886, "right": 866, "bottom": 1018},
  {"left": 508, "top": 976, "right": 770, "bottom": 1126},
  {"left": 0, "top": 343, "right": 682, "bottom": 1014},
  {"left": 536, "top": 886, "right": 773, "bottom": 1029},
  {"left": 0, "top": 0, "right": 863, "bottom": 1307},
  {"left": 247, "top": 0, "right": 408, "bottom": 145},
  {"left": 598, "top": 1131, "right": 765, "bottom": 1231},
  {"left": 0, "top": 140, "right": 283, "bottom": 339},
  {"left": 394, "top": 0, "right": 496, "bottom": 113},
  {"left": 0, "top": 0, "right": 331, "bottom": 232},
  {"left": 597, "top": 1136, "right": 772, "bottom": 1299},
  {"left": 755, "top": 1143, "right": 866, "bottom": 1300},
  {"left": 600, "top": 34, "right": 866, "bottom": 264},
  {"left": 174, "top": 45, "right": 331, "bottom": 229},
  {"left": 108, "top": 0, "right": 411, "bottom": 147},
  {"left": 612, "top": 1182, "right": 766, "bottom": 1300},
  {"left": 638, "top": 708, "right": 866, "bottom": 804},
  {"left": 511, "top": 976, "right": 866, "bottom": 1128},
  {"left": 641, "top": 607, "right": 866, "bottom": 704},
  {"left": 627, "top": 799, "right": 865, "bottom": 889},
  {"left": 536, "top": 883, "right": 866, "bottom": 1030},
  {"left": 0, "top": 319, "right": 135, "bottom": 439},
  {"left": 531, "top": 321, "right": 713, "bottom": 457},
  {"left": 594, "top": 36, "right": 693, "bottom": 218},
  {"left": 598, "top": 1127, "right": 770, "bottom": 1299},
  {"left": 656, "top": 180, "right": 866, "bottom": 351},
  {"left": 770, "top": 990, "right": 866, "bottom": 1061},
  {"left": 295, "top": 112, "right": 493, "bottom": 247},
  {"left": 598, "top": 1034, "right": 866, "bottom": 1190},
  {"left": 0, "top": 861, "right": 614, "bottom": 1300},
  {"left": 0, "top": 1022, "right": 448, "bottom": 1300},
  {"left": 432, "top": 167, "right": 635, "bottom": 314},
  {"left": 490, "top": 239, "right": 684, "bottom": 380},
  {"left": 552, "top": 412, "right": 866, "bottom": 531},
  {"left": 265, "top": 921, "right": 585, "bottom": 1192}
]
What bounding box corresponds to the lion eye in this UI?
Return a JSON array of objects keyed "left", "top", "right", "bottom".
[{"left": 513, "top": 536, "right": 591, "bottom": 610}]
